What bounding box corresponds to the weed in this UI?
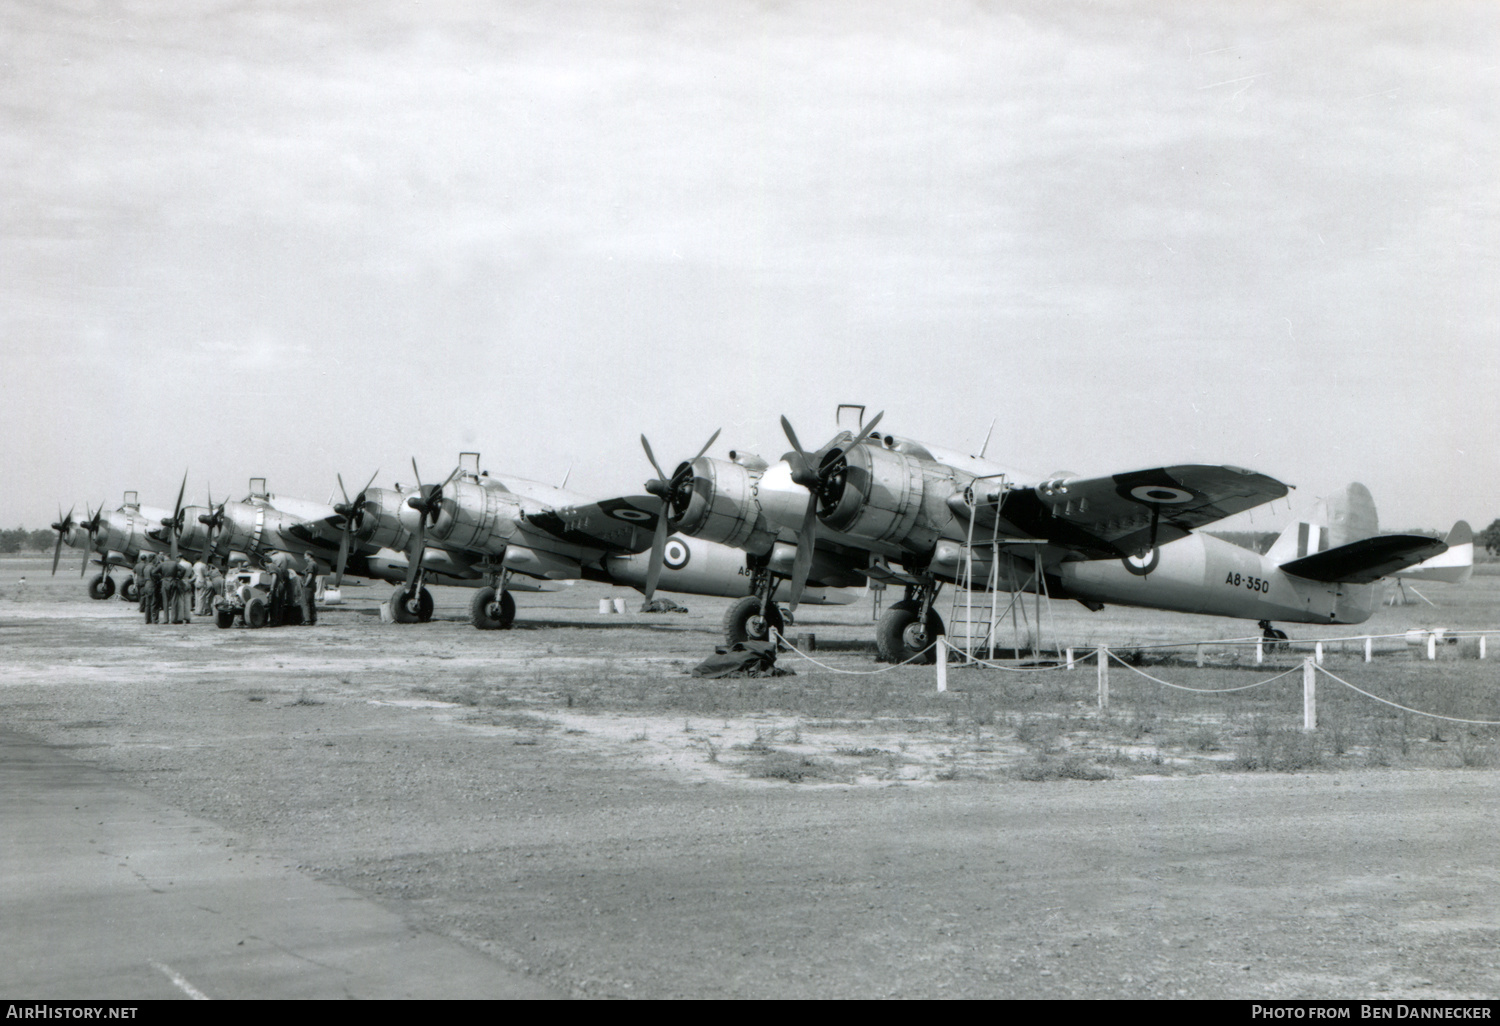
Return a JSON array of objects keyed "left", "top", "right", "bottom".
[
  {"left": 1458, "top": 733, "right": 1494, "bottom": 768},
  {"left": 1186, "top": 723, "right": 1221, "bottom": 752},
  {"left": 705, "top": 741, "right": 719, "bottom": 764},
  {"left": 750, "top": 752, "right": 833, "bottom": 783},
  {"left": 1012, "top": 755, "right": 1111, "bottom": 782},
  {"left": 630, "top": 730, "right": 648, "bottom": 743}
]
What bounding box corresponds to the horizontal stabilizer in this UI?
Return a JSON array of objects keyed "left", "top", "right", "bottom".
[
  {"left": 1393, "top": 520, "right": 1474, "bottom": 584},
  {"left": 1280, "top": 534, "right": 1447, "bottom": 585}
]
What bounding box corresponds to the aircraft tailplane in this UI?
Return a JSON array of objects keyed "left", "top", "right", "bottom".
[
  {"left": 1393, "top": 520, "right": 1474, "bottom": 584},
  {"left": 1281, "top": 534, "right": 1448, "bottom": 585}
]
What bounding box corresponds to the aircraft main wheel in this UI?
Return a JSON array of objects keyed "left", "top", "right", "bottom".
[
  {"left": 390, "top": 585, "right": 434, "bottom": 624},
  {"left": 244, "top": 596, "right": 269, "bottom": 629},
  {"left": 87, "top": 574, "right": 115, "bottom": 601},
  {"left": 120, "top": 578, "right": 138, "bottom": 602},
  {"left": 215, "top": 608, "right": 235, "bottom": 629},
  {"left": 723, "top": 595, "right": 785, "bottom": 645},
  {"left": 877, "top": 601, "right": 945, "bottom": 664},
  {"left": 470, "top": 587, "right": 516, "bottom": 630}
]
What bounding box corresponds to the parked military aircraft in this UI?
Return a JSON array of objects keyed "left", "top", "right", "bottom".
[
  {"left": 49, "top": 491, "right": 174, "bottom": 601},
  {"left": 640, "top": 407, "right": 1448, "bottom": 661},
  {"left": 331, "top": 454, "right": 852, "bottom": 628}
]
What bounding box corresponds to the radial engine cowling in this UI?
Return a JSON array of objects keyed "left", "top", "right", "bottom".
[
  {"left": 815, "top": 441, "right": 947, "bottom": 551},
  {"left": 419, "top": 479, "right": 516, "bottom": 553},
  {"left": 669, "top": 457, "right": 777, "bottom": 555}
]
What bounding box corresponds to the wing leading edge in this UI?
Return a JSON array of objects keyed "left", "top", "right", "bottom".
[{"left": 962, "top": 465, "right": 1290, "bottom": 559}]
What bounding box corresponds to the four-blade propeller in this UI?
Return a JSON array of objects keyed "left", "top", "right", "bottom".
[
  {"left": 401, "top": 459, "right": 458, "bottom": 593},
  {"left": 331, "top": 470, "right": 379, "bottom": 587},
  {"left": 778, "top": 409, "right": 882, "bottom": 610},
  {"left": 639, "top": 428, "right": 719, "bottom": 604},
  {"left": 50, "top": 505, "right": 76, "bottom": 576}
]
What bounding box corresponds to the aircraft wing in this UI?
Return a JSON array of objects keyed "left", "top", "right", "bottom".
[
  {"left": 1280, "top": 534, "right": 1448, "bottom": 585},
  {"left": 522, "top": 495, "right": 661, "bottom": 555},
  {"left": 963, "top": 465, "right": 1290, "bottom": 560}
]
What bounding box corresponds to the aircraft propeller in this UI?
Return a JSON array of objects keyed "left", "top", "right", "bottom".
[
  {"left": 331, "top": 469, "right": 379, "bottom": 587},
  {"left": 197, "top": 486, "right": 229, "bottom": 567},
  {"left": 156, "top": 473, "right": 189, "bottom": 562},
  {"left": 77, "top": 504, "right": 106, "bottom": 577},
  {"left": 400, "top": 459, "right": 458, "bottom": 594},
  {"left": 639, "top": 428, "right": 719, "bottom": 604},
  {"left": 49, "top": 505, "right": 76, "bottom": 576},
  {"left": 778, "top": 409, "right": 882, "bottom": 610}
]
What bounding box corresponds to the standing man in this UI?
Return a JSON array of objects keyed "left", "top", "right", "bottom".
[
  {"left": 300, "top": 552, "right": 319, "bottom": 626},
  {"left": 133, "top": 553, "right": 150, "bottom": 615},
  {"left": 145, "top": 553, "right": 164, "bottom": 624},
  {"left": 192, "top": 559, "right": 210, "bottom": 616}
]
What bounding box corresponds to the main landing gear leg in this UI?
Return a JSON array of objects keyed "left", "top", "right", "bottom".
[
  {"left": 723, "top": 559, "right": 785, "bottom": 645},
  {"left": 876, "top": 577, "right": 946, "bottom": 664},
  {"left": 471, "top": 569, "right": 516, "bottom": 630}
]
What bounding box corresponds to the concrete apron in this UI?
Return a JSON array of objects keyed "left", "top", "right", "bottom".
[{"left": 0, "top": 729, "right": 556, "bottom": 1000}]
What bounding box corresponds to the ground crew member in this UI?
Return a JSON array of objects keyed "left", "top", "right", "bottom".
[
  {"left": 161, "top": 558, "right": 183, "bottom": 624},
  {"left": 146, "top": 554, "right": 165, "bottom": 624},
  {"left": 133, "top": 554, "right": 150, "bottom": 614},
  {"left": 173, "top": 560, "right": 193, "bottom": 624},
  {"left": 193, "top": 560, "right": 210, "bottom": 616},
  {"left": 300, "top": 552, "right": 319, "bottom": 625}
]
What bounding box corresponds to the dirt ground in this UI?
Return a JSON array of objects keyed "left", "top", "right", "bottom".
[{"left": 2, "top": 557, "right": 1498, "bottom": 998}]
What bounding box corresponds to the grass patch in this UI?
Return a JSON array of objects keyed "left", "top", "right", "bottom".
[
  {"left": 1012, "top": 755, "right": 1113, "bottom": 782},
  {"left": 748, "top": 751, "right": 837, "bottom": 783}
]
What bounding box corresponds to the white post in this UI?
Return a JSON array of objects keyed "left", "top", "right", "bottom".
[
  {"left": 1096, "top": 646, "right": 1109, "bottom": 710},
  {"left": 1255, "top": 637, "right": 1263, "bottom": 665},
  {"left": 935, "top": 637, "right": 947, "bottom": 693},
  {"left": 599, "top": 598, "right": 613, "bottom": 614},
  {"left": 1302, "top": 657, "right": 1316, "bottom": 731},
  {"left": 1195, "top": 644, "right": 1204, "bottom": 668},
  {"left": 1364, "top": 636, "right": 1372, "bottom": 663},
  {"left": 1314, "top": 641, "right": 1324, "bottom": 665},
  {"left": 1481, "top": 636, "right": 1487, "bottom": 660},
  {"left": 1427, "top": 632, "right": 1437, "bottom": 661},
  {"left": 1065, "top": 647, "right": 1075, "bottom": 670}
]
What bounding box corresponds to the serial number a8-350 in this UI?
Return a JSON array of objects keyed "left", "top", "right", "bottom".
[{"left": 1226, "top": 572, "right": 1269, "bottom": 593}]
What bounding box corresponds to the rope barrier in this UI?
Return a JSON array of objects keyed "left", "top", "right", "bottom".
[
  {"left": 948, "top": 649, "right": 1073, "bottom": 673},
  {"left": 1105, "top": 651, "right": 1304, "bottom": 692},
  {"left": 1313, "top": 664, "right": 1500, "bottom": 725},
  {"left": 770, "top": 630, "right": 937, "bottom": 675}
]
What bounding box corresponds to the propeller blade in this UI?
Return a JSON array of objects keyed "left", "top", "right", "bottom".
[
  {"left": 788, "top": 495, "right": 818, "bottom": 612},
  {"left": 643, "top": 508, "right": 669, "bottom": 603},
  {"left": 334, "top": 521, "right": 351, "bottom": 589},
  {"left": 780, "top": 415, "right": 807, "bottom": 461},
  {"left": 640, "top": 435, "right": 668, "bottom": 483},
  {"left": 336, "top": 473, "right": 350, "bottom": 506},
  {"left": 780, "top": 416, "right": 819, "bottom": 488},
  {"left": 691, "top": 427, "right": 722, "bottom": 462},
  {"left": 80, "top": 504, "right": 95, "bottom": 578},
  {"left": 858, "top": 409, "right": 885, "bottom": 442},
  {"left": 51, "top": 504, "right": 73, "bottom": 576},
  {"left": 402, "top": 517, "right": 427, "bottom": 592}
]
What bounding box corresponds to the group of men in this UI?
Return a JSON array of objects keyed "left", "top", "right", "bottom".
[{"left": 132, "top": 552, "right": 223, "bottom": 625}]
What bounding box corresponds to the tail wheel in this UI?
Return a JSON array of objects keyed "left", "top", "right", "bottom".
[
  {"left": 876, "top": 601, "right": 945, "bottom": 664},
  {"left": 390, "top": 585, "right": 434, "bottom": 624},
  {"left": 723, "top": 594, "right": 785, "bottom": 645},
  {"left": 87, "top": 574, "right": 116, "bottom": 601},
  {"left": 244, "top": 596, "right": 269, "bottom": 629},
  {"left": 470, "top": 587, "right": 516, "bottom": 630}
]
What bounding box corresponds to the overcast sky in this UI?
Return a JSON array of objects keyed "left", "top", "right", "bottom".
[{"left": 4, "top": 0, "right": 1496, "bottom": 536}]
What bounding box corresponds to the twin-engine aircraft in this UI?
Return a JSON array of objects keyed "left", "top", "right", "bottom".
[
  {"left": 315, "top": 454, "right": 853, "bottom": 628},
  {"left": 639, "top": 407, "right": 1455, "bottom": 661},
  {"left": 50, "top": 492, "right": 174, "bottom": 601}
]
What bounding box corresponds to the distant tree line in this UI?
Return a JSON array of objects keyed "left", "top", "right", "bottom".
[
  {"left": 1481, "top": 519, "right": 1500, "bottom": 557},
  {"left": 0, "top": 528, "right": 59, "bottom": 553}
]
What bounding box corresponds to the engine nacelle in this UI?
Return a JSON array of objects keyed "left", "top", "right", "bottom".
[
  {"left": 421, "top": 479, "right": 520, "bottom": 555},
  {"left": 815, "top": 441, "right": 957, "bottom": 552},
  {"left": 670, "top": 457, "right": 777, "bottom": 555},
  {"left": 354, "top": 487, "right": 413, "bottom": 551}
]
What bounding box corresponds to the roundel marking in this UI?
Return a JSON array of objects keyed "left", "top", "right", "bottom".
[
  {"left": 663, "top": 537, "right": 691, "bottom": 570},
  {"left": 609, "top": 507, "right": 654, "bottom": 523},
  {"left": 1121, "top": 548, "right": 1160, "bottom": 577},
  {"left": 1128, "top": 485, "right": 1195, "bottom": 505}
]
